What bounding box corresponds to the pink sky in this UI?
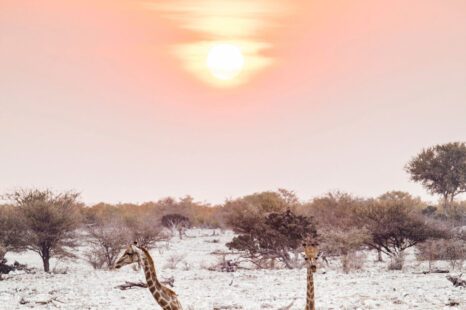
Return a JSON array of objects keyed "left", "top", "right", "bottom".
[{"left": 1, "top": 0, "right": 465, "bottom": 204}]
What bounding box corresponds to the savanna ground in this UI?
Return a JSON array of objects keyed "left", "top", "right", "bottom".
[{"left": 1, "top": 229, "right": 463, "bottom": 310}]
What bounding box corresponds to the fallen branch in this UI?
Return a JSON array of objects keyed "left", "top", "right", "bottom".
[
  {"left": 446, "top": 274, "right": 465, "bottom": 287},
  {"left": 116, "top": 277, "right": 175, "bottom": 290},
  {"left": 35, "top": 297, "right": 64, "bottom": 305},
  {"left": 413, "top": 269, "right": 450, "bottom": 274},
  {"left": 115, "top": 281, "right": 148, "bottom": 290}
]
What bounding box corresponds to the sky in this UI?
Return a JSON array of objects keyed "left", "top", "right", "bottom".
[{"left": 1, "top": 0, "right": 465, "bottom": 205}]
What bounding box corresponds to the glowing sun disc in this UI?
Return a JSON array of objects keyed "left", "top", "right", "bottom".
[{"left": 206, "top": 44, "right": 244, "bottom": 80}]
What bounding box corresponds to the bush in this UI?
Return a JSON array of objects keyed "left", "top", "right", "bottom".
[
  {"left": 223, "top": 191, "right": 292, "bottom": 233},
  {"left": 319, "top": 228, "right": 370, "bottom": 273},
  {"left": 388, "top": 253, "right": 405, "bottom": 270},
  {"left": 163, "top": 253, "right": 185, "bottom": 270},
  {"left": 417, "top": 238, "right": 466, "bottom": 270},
  {"left": 226, "top": 210, "right": 317, "bottom": 269},
  {"left": 301, "top": 191, "right": 364, "bottom": 231},
  {"left": 123, "top": 211, "right": 167, "bottom": 249},
  {"left": 85, "top": 218, "right": 130, "bottom": 269},
  {"left": 340, "top": 252, "right": 367, "bottom": 273}
]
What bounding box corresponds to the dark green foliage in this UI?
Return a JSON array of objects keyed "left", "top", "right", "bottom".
[
  {"left": 354, "top": 192, "right": 447, "bottom": 257},
  {"left": 406, "top": 142, "right": 466, "bottom": 204},
  {"left": 161, "top": 213, "right": 191, "bottom": 239},
  {"left": 421, "top": 206, "right": 438, "bottom": 217},
  {"left": 226, "top": 210, "right": 317, "bottom": 269},
  {"left": 161, "top": 214, "right": 191, "bottom": 228}
]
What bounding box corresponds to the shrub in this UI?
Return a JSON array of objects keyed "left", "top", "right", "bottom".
[
  {"left": 340, "top": 252, "right": 367, "bottom": 273},
  {"left": 388, "top": 253, "right": 405, "bottom": 270},
  {"left": 319, "top": 228, "right": 370, "bottom": 273},
  {"left": 417, "top": 238, "right": 466, "bottom": 271},
  {"left": 226, "top": 210, "right": 317, "bottom": 269},
  {"left": 223, "top": 191, "right": 292, "bottom": 233},
  {"left": 123, "top": 211, "right": 167, "bottom": 249},
  {"left": 163, "top": 253, "right": 185, "bottom": 269},
  {"left": 85, "top": 218, "right": 130, "bottom": 269},
  {"left": 301, "top": 191, "right": 364, "bottom": 231}
]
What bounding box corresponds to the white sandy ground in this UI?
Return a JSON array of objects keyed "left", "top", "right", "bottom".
[{"left": 0, "top": 229, "right": 464, "bottom": 310}]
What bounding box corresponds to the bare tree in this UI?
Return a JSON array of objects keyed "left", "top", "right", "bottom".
[
  {"left": 86, "top": 218, "right": 129, "bottom": 269},
  {"left": 6, "top": 189, "right": 81, "bottom": 272},
  {"left": 123, "top": 211, "right": 167, "bottom": 249}
]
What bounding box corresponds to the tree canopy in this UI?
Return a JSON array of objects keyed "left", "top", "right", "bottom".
[{"left": 405, "top": 142, "right": 466, "bottom": 203}]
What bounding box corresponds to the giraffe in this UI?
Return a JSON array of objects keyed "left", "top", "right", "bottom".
[
  {"left": 303, "top": 243, "right": 318, "bottom": 310},
  {"left": 114, "top": 242, "right": 183, "bottom": 310}
]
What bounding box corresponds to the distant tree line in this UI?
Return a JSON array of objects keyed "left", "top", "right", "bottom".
[{"left": 0, "top": 141, "right": 464, "bottom": 273}]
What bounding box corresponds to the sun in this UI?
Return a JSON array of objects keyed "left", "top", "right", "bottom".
[{"left": 206, "top": 44, "right": 244, "bottom": 80}]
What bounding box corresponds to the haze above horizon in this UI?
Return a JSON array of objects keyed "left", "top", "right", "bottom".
[{"left": 1, "top": 0, "right": 465, "bottom": 205}]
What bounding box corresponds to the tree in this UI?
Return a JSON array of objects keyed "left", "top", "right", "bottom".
[
  {"left": 122, "top": 210, "right": 166, "bottom": 249},
  {"left": 226, "top": 210, "right": 317, "bottom": 269},
  {"left": 86, "top": 218, "right": 129, "bottom": 269},
  {"left": 0, "top": 205, "right": 26, "bottom": 261},
  {"left": 223, "top": 190, "right": 291, "bottom": 234},
  {"left": 161, "top": 214, "right": 191, "bottom": 239},
  {"left": 7, "top": 189, "right": 81, "bottom": 272},
  {"left": 302, "top": 191, "right": 364, "bottom": 230},
  {"left": 406, "top": 142, "right": 466, "bottom": 207},
  {"left": 354, "top": 192, "right": 445, "bottom": 258}
]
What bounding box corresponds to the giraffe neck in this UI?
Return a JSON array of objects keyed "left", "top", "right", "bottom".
[
  {"left": 140, "top": 252, "right": 162, "bottom": 291},
  {"left": 139, "top": 249, "right": 175, "bottom": 310},
  {"left": 305, "top": 265, "right": 315, "bottom": 310}
]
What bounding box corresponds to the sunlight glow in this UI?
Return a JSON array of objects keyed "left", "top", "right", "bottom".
[
  {"left": 146, "top": 0, "right": 293, "bottom": 87},
  {"left": 206, "top": 44, "right": 244, "bottom": 80}
]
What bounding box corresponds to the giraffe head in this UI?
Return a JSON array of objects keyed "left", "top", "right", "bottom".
[
  {"left": 303, "top": 243, "right": 318, "bottom": 272},
  {"left": 114, "top": 241, "right": 142, "bottom": 269}
]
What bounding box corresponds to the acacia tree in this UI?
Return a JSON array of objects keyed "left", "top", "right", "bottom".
[
  {"left": 354, "top": 192, "right": 445, "bottom": 258},
  {"left": 7, "top": 189, "right": 81, "bottom": 272},
  {"left": 406, "top": 142, "right": 466, "bottom": 208},
  {"left": 0, "top": 205, "right": 26, "bottom": 261},
  {"left": 226, "top": 210, "right": 317, "bottom": 269},
  {"left": 161, "top": 214, "right": 191, "bottom": 239}
]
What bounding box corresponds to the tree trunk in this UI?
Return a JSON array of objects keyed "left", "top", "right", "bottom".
[
  {"left": 377, "top": 249, "right": 383, "bottom": 262},
  {"left": 41, "top": 249, "right": 50, "bottom": 272},
  {"left": 0, "top": 246, "right": 7, "bottom": 262},
  {"left": 442, "top": 194, "right": 450, "bottom": 217}
]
